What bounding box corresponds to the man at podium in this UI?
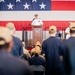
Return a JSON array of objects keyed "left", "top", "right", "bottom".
[
  {"left": 31, "top": 14, "right": 43, "bottom": 26},
  {"left": 31, "top": 14, "right": 43, "bottom": 45}
]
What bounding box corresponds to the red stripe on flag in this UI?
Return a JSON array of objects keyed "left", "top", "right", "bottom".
[
  {"left": 0, "top": 21, "right": 74, "bottom": 30},
  {"left": 52, "top": 1, "right": 75, "bottom": 10}
]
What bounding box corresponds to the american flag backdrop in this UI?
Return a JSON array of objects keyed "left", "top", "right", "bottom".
[{"left": 0, "top": 0, "right": 75, "bottom": 40}]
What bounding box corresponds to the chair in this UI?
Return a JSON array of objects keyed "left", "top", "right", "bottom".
[{"left": 30, "top": 65, "right": 45, "bottom": 75}]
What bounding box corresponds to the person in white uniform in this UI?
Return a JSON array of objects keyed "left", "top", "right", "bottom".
[
  {"left": 31, "top": 14, "right": 43, "bottom": 26},
  {"left": 65, "top": 22, "right": 75, "bottom": 39},
  {"left": 65, "top": 26, "right": 70, "bottom": 39}
]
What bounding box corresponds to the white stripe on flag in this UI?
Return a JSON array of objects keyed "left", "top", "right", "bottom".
[{"left": 0, "top": 11, "right": 75, "bottom": 21}]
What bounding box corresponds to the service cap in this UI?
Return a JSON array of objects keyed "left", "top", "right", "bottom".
[
  {"left": 70, "top": 24, "right": 75, "bottom": 28},
  {"left": 6, "top": 22, "right": 15, "bottom": 35},
  {"left": 0, "top": 27, "right": 12, "bottom": 45},
  {"left": 6, "top": 22, "right": 15, "bottom": 30},
  {"left": 70, "top": 26, "right": 75, "bottom": 31}
]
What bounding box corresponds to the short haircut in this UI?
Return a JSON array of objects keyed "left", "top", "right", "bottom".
[
  {"left": 37, "top": 45, "right": 41, "bottom": 48},
  {"left": 34, "top": 14, "right": 38, "bottom": 17},
  {"left": 70, "top": 27, "right": 75, "bottom": 34},
  {"left": 49, "top": 26, "right": 57, "bottom": 34},
  {"left": 49, "top": 29, "right": 55, "bottom": 34},
  {"left": 34, "top": 46, "right": 41, "bottom": 56}
]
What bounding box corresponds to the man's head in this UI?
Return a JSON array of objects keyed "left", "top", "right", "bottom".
[
  {"left": 69, "top": 22, "right": 75, "bottom": 28},
  {"left": 36, "top": 41, "right": 41, "bottom": 46},
  {"left": 70, "top": 24, "right": 75, "bottom": 36},
  {"left": 0, "top": 27, "right": 13, "bottom": 52},
  {"left": 34, "top": 46, "right": 41, "bottom": 55},
  {"left": 34, "top": 14, "right": 38, "bottom": 19},
  {"left": 49, "top": 25, "right": 57, "bottom": 36},
  {"left": 69, "top": 22, "right": 71, "bottom": 28},
  {"left": 6, "top": 22, "right": 15, "bottom": 35}
]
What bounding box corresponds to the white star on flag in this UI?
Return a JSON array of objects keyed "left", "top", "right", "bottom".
[
  {"left": 7, "top": 3, "right": 14, "bottom": 9},
  {"left": 23, "top": 3, "right": 30, "bottom": 9},
  {"left": 39, "top": 2, "right": 46, "bottom": 9},
  {"left": 32, "top": 0, "right": 37, "bottom": 2},
  {"left": 0, "top": 0, "right": 4, "bottom": 2},
  {"left": 16, "top": 0, "right": 21, "bottom": 2}
]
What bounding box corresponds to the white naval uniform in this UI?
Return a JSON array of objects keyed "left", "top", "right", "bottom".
[
  {"left": 31, "top": 18, "right": 43, "bottom": 26},
  {"left": 65, "top": 27, "right": 70, "bottom": 39}
]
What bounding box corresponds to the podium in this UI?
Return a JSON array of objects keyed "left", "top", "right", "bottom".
[{"left": 32, "top": 25, "right": 43, "bottom": 45}]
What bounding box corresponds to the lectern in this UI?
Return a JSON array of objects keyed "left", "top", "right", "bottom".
[{"left": 32, "top": 25, "right": 43, "bottom": 45}]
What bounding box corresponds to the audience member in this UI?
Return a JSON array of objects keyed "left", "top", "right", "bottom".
[
  {"left": 0, "top": 27, "right": 33, "bottom": 75},
  {"left": 63, "top": 24, "right": 75, "bottom": 75},
  {"left": 30, "top": 41, "right": 41, "bottom": 57},
  {"left": 65, "top": 22, "right": 75, "bottom": 39},
  {"left": 29, "top": 46, "right": 46, "bottom": 67},
  {"left": 42, "top": 25, "right": 64, "bottom": 75},
  {"left": 6, "top": 22, "right": 23, "bottom": 57}
]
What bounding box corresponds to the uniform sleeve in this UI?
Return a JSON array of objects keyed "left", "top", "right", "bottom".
[
  {"left": 41, "top": 41, "right": 46, "bottom": 55},
  {"left": 40, "top": 20, "right": 43, "bottom": 25},
  {"left": 65, "top": 28, "right": 69, "bottom": 33},
  {"left": 31, "top": 20, "right": 35, "bottom": 25}
]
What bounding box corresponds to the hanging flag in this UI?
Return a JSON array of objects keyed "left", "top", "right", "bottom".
[{"left": 0, "top": 0, "right": 75, "bottom": 39}]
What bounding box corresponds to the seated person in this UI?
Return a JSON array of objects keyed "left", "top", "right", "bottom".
[
  {"left": 29, "top": 46, "right": 46, "bottom": 67},
  {"left": 30, "top": 41, "right": 41, "bottom": 57}
]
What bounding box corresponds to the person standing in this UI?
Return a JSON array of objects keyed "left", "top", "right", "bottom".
[
  {"left": 63, "top": 25, "right": 75, "bottom": 75},
  {"left": 42, "top": 26, "right": 64, "bottom": 75},
  {"left": 6, "top": 22, "right": 23, "bottom": 57},
  {"left": 0, "top": 27, "right": 33, "bottom": 75},
  {"left": 65, "top": 24, "right": 71, "bottom": 39},
  {"left": 65, "top": 22, "right": 75, "bottom": 39},
  {"left": 31, "top": 14, "right": 43, "bottom": 26}
]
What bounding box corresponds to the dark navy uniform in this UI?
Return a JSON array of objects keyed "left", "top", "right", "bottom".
[
  {"left": 0, "top": 50, "right": 33, "bottom": 75},
  {"left": 42, "top": 36, "right": 64, "bottom": 75},
  {"left": 29, "top": 55, "right": 46, "bottom": 67},
  {"left": 63, "top": 37, "right": 75, "bottom": 75},
  {"left": 11, "top": 36, "right": 23, "bottom": 57}
]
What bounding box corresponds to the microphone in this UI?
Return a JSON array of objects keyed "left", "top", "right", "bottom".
[
  {"left": 28, "top": 18, "right": 35, "bottom": 26},
  {"left": 32, "top": 18, "right": 35, "bottom": 22}
]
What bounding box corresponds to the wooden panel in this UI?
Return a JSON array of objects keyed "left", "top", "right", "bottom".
[{"left": 32, "top": 26, "right": 43, "bottom": 45}]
